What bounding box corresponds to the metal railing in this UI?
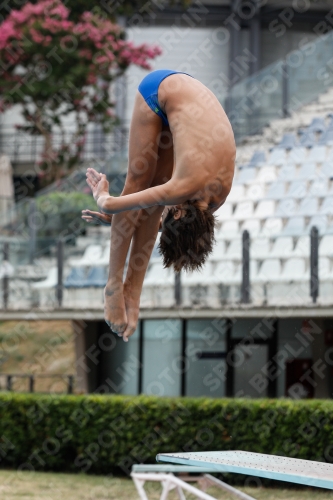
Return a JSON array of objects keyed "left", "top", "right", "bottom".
[
  {"left": 0, "top": 373, "right": 75, "bottom": 394},
  {"left": 225, "top": 30, "right": 333, "bottom": 141},
  {"left": 0, "top": 227, "right": 321, "bottom": 310},
  {"left": 0, "top": 126, "right": 129, "bottom": 165}
]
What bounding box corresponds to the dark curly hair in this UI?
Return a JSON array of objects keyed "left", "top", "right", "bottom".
[{"left": 158, "top": 200, "right": 216, "bottom": 272}]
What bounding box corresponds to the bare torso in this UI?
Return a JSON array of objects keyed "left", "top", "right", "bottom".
[{"left": 158, "top": 73, "right": 236, "bottom": 211}]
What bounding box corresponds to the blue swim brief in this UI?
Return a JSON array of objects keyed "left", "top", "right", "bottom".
[{"left": 138, "top": 69, "right": 193, "bottom": 126}]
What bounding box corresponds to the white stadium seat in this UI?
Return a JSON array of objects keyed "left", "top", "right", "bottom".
[
  {"left": 227, "top": 184, "right": 245, "bottom": 203},
  {"left": 327, "top": 147, "right": 333, "bottom": 161},
  {"left": 233, "top": 201, "right": 254, "bottom": 220},
  {"left": 298, "top": 162, "right": 317, "bottom": 180},
  {"left": 288, "top": 147, "right": 307, "bottom": 164},
  {"left": 253, "top": 259, "right": 282, "bottom": 283},
  {"left": 94, "top": 244, "right": 111, "bottom": 266},
  {"left": 321, "top": 162, "right": 333, "bottom": 177},
  {"left": 308, "top": 145, "right": 327, "bottom": 163},
  {"left": 219, "top": 220, "right": 239, "bottom": 237},
  {"left": 32, "top": 267, "right": 58, "bottom": 290},
  {"left": 287, "top": 180, "right": 308, "bottom": 199},
  {"left": 297, "top": 197, "right": 318, "bottom": 216},
  {"left": 306, "top": 215, "right": 327, "bottom": 233},
  {"left": 224, "top": 238, "right": 242, "bottom": 260},
  {"left": 31, "top": 267, "right": 59, "bottom": 308},
  {"left": 265, "top": 181, "right": 286, "bottom": 199},
  {"left": 142, "top": 261, "right": 174, "bottom": 307},
  {"left": 70, "top": 244, "right": 103, "bottom": 267},
  {"left": 215, "top": 202, "right": 233, "bottom": 221},
  {"left": 210, "top": 260, "right": 236, "bottom": 284},
  {"left": 319, "top": 235, "right": 333, "bottom": 256},
  {"left": 251, "top": 238, "right": 270, "bottom": 259},
  {"left": 226, "top": 260, "right": 258, "bottom": 285},
  {"left": 278, "top": 258, "right": 307, "bottom": 282},
  {"left": 256, "top": 166, "right": 277, "bottom": 183},
  {"left": 262, "top": 217, "right": 283, "bottom": 236},
  {"left": 209, "top": 238, "right": 226, "bottom": 261},
  {"left": 182, "top": 262, "right": 214, "bottom": 285},
  {"left": 309, "top": 179, "right": 328, "bottom": 197},
  {"left": 282, "top": 216, "right": 305, "bottom": 236},
  {"left": 241, "top": 219, "right": 261, "bottom": 236},
  {"left": 270, "top": 237, "right": 294, "bottom": 258},
  {"left": 293, "top": 236, "right": 309, "bottom": 257},
  {"left": 320, "top": 196, "right": 333, "bottom": 215},
  {"left": 319, "top": 257, "right": 331, "bottom": 279},
  {"left": 254, "top": 200, "right": 275, "bottom": 219},
  {"left": 144, "top": 262, "right": 174, "bottom": 285},
  {"left": 235, "top": 168, "right": 257, "bottom": 184},
  {"left": 276, "top": 198, "right": 296, "bottom": 217},
  {"left": 246, "top": 184, "right": 265, "bottom": 200},
  {"left": 268, "top": 148, "right": 286, "bottom": 165},
  {"left": 278, "top": 164, "right": 297, "bottom": 181}
]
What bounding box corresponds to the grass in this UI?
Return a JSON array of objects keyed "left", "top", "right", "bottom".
[{"left": 0, "top": 470, "right": 332, "bottom": 500}]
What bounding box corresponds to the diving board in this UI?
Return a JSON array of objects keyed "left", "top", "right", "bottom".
[{"left": 156, "top": 450, "right": 333, "bottom": 490}]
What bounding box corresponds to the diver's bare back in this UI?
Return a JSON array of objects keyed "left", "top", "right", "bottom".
[{"left": 158, "top": 74, "right": 236, "bottom": 210}]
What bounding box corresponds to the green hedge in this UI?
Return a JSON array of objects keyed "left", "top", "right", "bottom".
[{"left": 0, "top": 394, "right": 332, "bottom": 475}]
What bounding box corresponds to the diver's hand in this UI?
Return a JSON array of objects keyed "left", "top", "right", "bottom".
[
  {"left": 81, "top": 210, "right": 112, "bottom": 226},
  {"left": 86, "top": 168, "right": 109, "bottom": 202}
]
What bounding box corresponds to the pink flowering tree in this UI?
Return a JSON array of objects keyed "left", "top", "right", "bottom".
[{"left": 0, "top": 0, "right": 161, "bottom": 184}]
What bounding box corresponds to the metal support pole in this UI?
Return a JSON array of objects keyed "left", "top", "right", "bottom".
[
  {"left": 250, "top": 12, "right": 261, "bottom": 75},
  {"left": 310, "top": 226, "right": 319, "bottom": 303},
  {"left": 56, "top": 239, "right": 64, "bottom": 307},
  {"left": 138, "top": 320, "right": 143, "bottom": 395},
  {"left": 67, "top": 375, "right": 74, "bottom": 394},
  {"left": 29, "top": 375, "right": 34, "bottom": 393},
  {"left": 225, "top": 319, "right": 233, "bottom": 397},
  {"left": 28, "top": 198, "right": 37, "bottom": 264},
  {"left": 6, "top": 375, "right": 12, "bottom": 391},
  {"left": 3, "top": 242, "right": 9, "bottom": 310},
  {"left": 241, "top": 230, "right": 250, "bottom": 304},
  {"left": 282, "top": 59, "right": 290, "bottom": 118},
  {"left": 175, "top": 271, "right": 182, "bottom": 306},
  {"left": 229, "top": 12, "right": 241, "bottom": 87}
]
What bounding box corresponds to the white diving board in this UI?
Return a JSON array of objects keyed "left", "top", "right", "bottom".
[{"left": 156, "top": 450, "right": 333, "bottom": 491}]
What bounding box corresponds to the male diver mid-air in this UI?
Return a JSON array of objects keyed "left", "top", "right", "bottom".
[{"left": 82, "top": 69, "right": 236, "bottom": 341}]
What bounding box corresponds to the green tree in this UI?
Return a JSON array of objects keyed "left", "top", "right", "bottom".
[{"left": 0, "top": 0, "right": 161, "bottom": 184}]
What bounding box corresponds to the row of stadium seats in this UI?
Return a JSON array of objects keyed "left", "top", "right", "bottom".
[
  {"left": 229, "top": 178, "right": 332, "bottom": 202},
  {"left": 206, "top": 234, "right": 333, "bottom": 260},
  {"left": 145, "top": 257, "right": 332, "bottom": 285},
  {"left": 69, "top": 244, "right": 110, "bottom": 267},
  {"left": 218, "top": 216, "right": 329, "bottom": 237},
  {"left": 243, "top": 116, "right": 333, "bottom": 168},
  {"left": 32, "top": 266, "right": 108, "bottom": 290},
  {"left": 140, "top": 257, "right": 333, "bottom": 308},
  {"left": 29, "top": 232, "right": 333, "bottom": 296},
  {"left": 245, "top": 145, "right": 333, "bottom": 168},
  {"left": 235, "top": 161, "right": 332, "bottom": 184},
  {"left": 217, "top": 197, "right": 333, "bottom": 222}
]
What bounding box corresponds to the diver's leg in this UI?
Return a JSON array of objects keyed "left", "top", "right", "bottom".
[
  {"left": 122, "top": 132, "right": 174, "bottom": 341},
  {"left": 105, "top": 91, "right": 163, "bottom": 333}
]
